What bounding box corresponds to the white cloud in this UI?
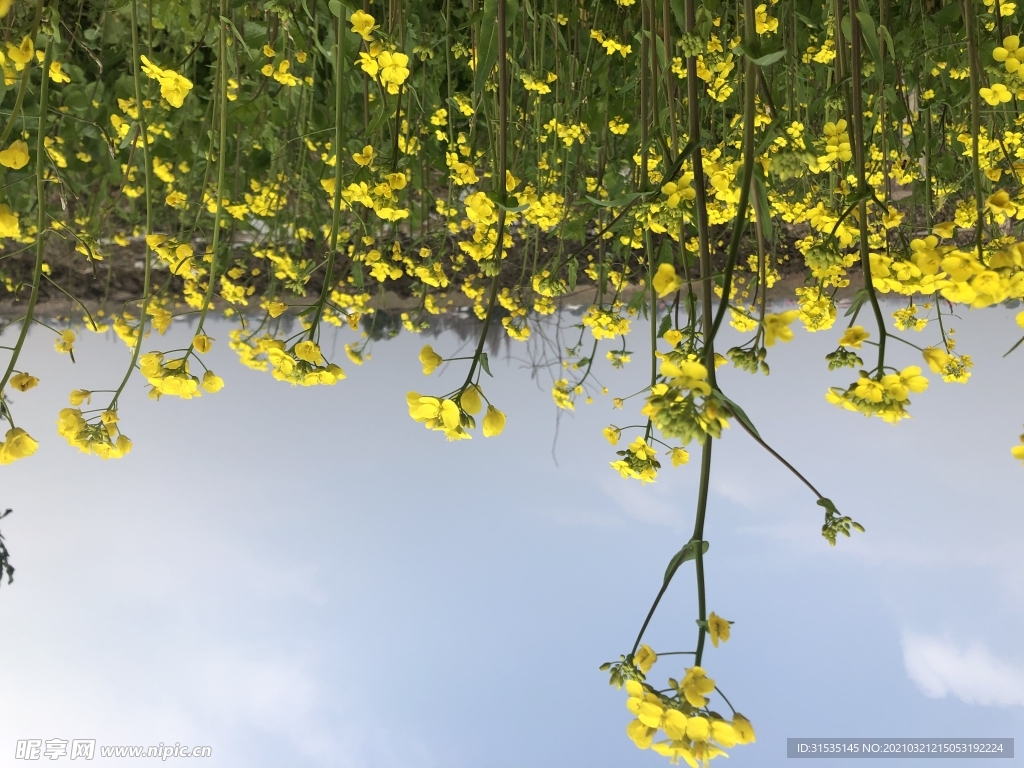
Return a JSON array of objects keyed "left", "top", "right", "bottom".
[
  {"left": 599, "top": 475, "right": 690, "bottom": 529},
  {"left": 902, "top": 631, "right": 1024, "bottom": 707}
]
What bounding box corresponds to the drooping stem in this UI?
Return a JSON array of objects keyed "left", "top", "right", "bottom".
[
  {"left": 708, "top": 0, "right": 758, "bottom": 345},
  {"left": 691, "top": 435, "right": 713, "bottom": 666},
  {"left": 0, "top": 0, "right": 44, "bottom": 148},
  {"left": 110, "top": 0, "right": 157, "bottom": 407},
  {"left": 461, "top": 0, "right": 509, "bottom": 392},
  {"left": 309, "top": 8, "right": 347, "bottom": 339},
  {"left": 962, "top": 0, "right": 986, "bottom": 263},
  {"left": 0, "top": 39, "right": 52, "bottom": 400},
  {"left": 850, "top": 0, "right": 887, "bottom": 373},
  {"left": 189, "top": 0, "right": 230, "bottom": 349},
  {"left": 684, "top": 0, "right": 713, "bottom": 377}
]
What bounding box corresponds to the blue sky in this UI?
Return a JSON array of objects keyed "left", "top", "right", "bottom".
[{"left": 0, "top": 302, "right": 1021, "bottom": 766}]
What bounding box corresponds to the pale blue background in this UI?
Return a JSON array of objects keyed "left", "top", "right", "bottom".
[{"left": 0, "top": 302, "right": 1022, "bottom": 766}]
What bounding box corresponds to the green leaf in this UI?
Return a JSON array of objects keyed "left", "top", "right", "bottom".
[
  {"left": 735, "top": 42, "right": 785, "bottom": 67},
  {"left": 473, "top": 0, "right": 518, "bottom": 102},
  {"left": 817, "top": 497, "right": 840, "bottom": 516},
  {"left": 877, "top": 25, "right": 895, "bottom": 58},
  {"left": 567, "top": 257, "right": 578, "bottom": 291},
  {"left": 220, "top": 16, "right": 255, "bottom": 59},
  {"left": 752, "top": 168, "right": 772, "bottom": 240},
  {"left": 626, "top": 288, "right": 648, "bottom": 317},
  {"left": 366, "top": 105, "right": 392, "bottom": 137},
  {"left": 328, "top": 0, "right": 344, "bottom": 17},
  {"left": 657, "top": 314, "right": 672, "bottom": 339},
  {"left": 586, "top": 192, "right": 642, "bottom": 208},
  {"left": 496, "top": 200, "right": 529, "bottom": 213},
  {"left": 479, "top": 352, "right": 493, "bottom": 377},
  {"left": 844, "top": 288, "right": 868, "bottom": 317},
  {"left": 932, "top": 2, "right": 961, "bottom": 25},
  {"left": 713, "top": 389, "right": 762, "bottom": 440},
  {"left": 669, "top": 0, "right": 686, "bottom": 34},
  {"left": 662, "top": 539, "right": 709, "bottom": 588},
  {"left": 855, "top": 12, "right": 881, "bottom": 74},
  {"left": 118, "top": 122, "right": 139, "bottom": 149}
]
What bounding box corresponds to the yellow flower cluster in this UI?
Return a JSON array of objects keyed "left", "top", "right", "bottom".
[
  {"left": 617, "top": 649, "right": 755, "bottom": 766},
  {"left": 56, "top": 409, "right": 131, "bottom": 460}
]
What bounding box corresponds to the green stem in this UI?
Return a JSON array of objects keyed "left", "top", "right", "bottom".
[
  {"left": 309, "top": 9, "right": 347, "bottom": 340},
  {"left": 962, "top": 0, "right": 985, "bottom": 263},
  {"left": 691, "top": 435, "right": 713, "bottom": 666},
  {"left": 0, "top": 0, "right": 44, "bottom": 148},
  {"left": 0, "top": 39, "right": 52, "bottom": 402},
  {"left": 850, "top": 0, "right": 887, "bottom": 373},
  {"left": 189, "top": 0, "right": 230, "bottom": 351},
  {"left": 708, "top": 0, "right": 757, "bottom": 345}
]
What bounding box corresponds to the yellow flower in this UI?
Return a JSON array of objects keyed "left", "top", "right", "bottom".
[
  {"left": 933, "top": 221, "right": 956, "bottom": 239},
  {"left": 671, "top": 447, "right": 690, "bottom": 466},
  {"left": 708, "top": 612, "right": 731, "bottom": 647},
  {"left": 267, "top": 301, "right": 288, "bottom": 318},
  {"left": 350, "top": 10, "right": 378, "bottom": 41},
  {"left": 192, "top": 334, "right": 213, "bottom": 353},
  {"left": 201, "top": 371, "right": 224, "bottom": 393},
  {"left": 979, "top": 83, "right": 1012, "bottom": 106},
  {"left": 410, "top": 396, "right": 461, "bottom": 430},
  {"left": 7, "top": 36, "right": 34, "bottom": 71},
  {"left": 634, "top": 644, "right": 657, "bottom": 674},
  {"left": 54, "top": 329, "right": 76, "bottom": 354},
  {"left": 69, "top": 389, "right": 91, "bottom": 406},
  {"left": 651, "top": 263, "right": 683, "bottom": 298},
  {"left": 1012, "top": 432, "right": 1024, "bottom": 464},
  {"left": 377, "top": 50, "right": 410, "bottom": 94},
  {"left": 880, "top": 366, "right": 928, "bottom": 401},
  {"left": 48, "top": 60, "right": 71, "bottom": 84},
  {"left": 838, "top": 325, "right": 870, "bottom": 348},
  {"left": 732, "top": 713, "right": 756, "bottom": 744},
  {"left": 0, "top": 204, "right": 20, "bottom": 237},
  {"left": 165, "top": 190, "right": 187, "bottom": 208},
  {"left": 419, "top": 344, "right": 443, "bottom": 374},
  {"left": 0, "top": 427, "right": 38, "bottom": 464},
  {"left": 460, "top": 384, "right": 482, "bottom": 415},
  {"left": 763, "top": 310, "right": 800, "bottom": 346},
  {"left": 921, "top": 346, "right": 949, "bottom": 374},
  {"left": 1017, "top": 310, "right": 1024, "bottom": 329},
  {"left": 353, "top": 145, "right": 375, "bottom": 167},
  {"left": 626, "top": 718, "right": 656, "bottom": 750},
  {"left": 986, "top": 189, "right": 1016, "bottom": 217},
  {"left": 0, "top": 139, "right": 30, "bottom": 169},
  {"left": 482, "top": 405, "right": 506, "bottom": 437},
  {"left": 608, "top": 116, "right": 629, "bottom": 135},
  {"left": 139, "top": 55, "right": 193, "bottom": 108},
  {"left": 294, "top": 340, "right": 323, "bottom": 365},
  {"left": 603, "top": 426, "right": 621, "bottom": 445},
  {"left": 680, "top": 666, "right": 715, "bottom": 708},
  {"left": 993, "top": 35, "right": 1024, "bottom": 72},
  {"left": 685, "top": 715, "right": 711, "bottom": 741},
  {"left": 10, "top": 372, "right": 38, "bottom": 392}
]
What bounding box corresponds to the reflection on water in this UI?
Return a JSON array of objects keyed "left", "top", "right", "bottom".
[{"left": 0, "top": 305, "right": 1022, "bottom": 767}]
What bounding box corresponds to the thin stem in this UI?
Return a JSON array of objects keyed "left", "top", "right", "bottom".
[
  {"left": 850, "top": 0, "right": 887, "bottom": 373},
  {"left": 109, "top": 0, "right": 157, "bottom": 407},
  {"left": 0, "top": 39, "right": 52, "bottom": 400},
  {"left": 708, "top": 0, "right": 757, "bottom": 345},
  {"left": 309, "top": 8, "right": 347, "bottom": 339}
]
